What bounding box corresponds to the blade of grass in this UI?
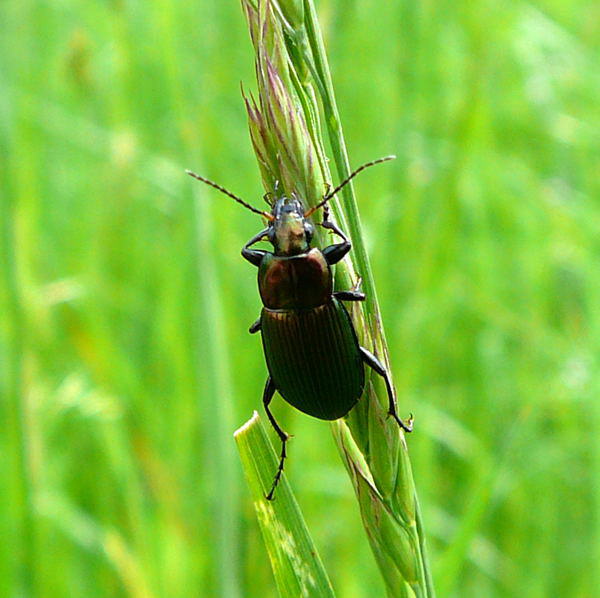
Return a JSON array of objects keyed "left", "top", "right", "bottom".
[
  {"left": 234, "top": 412, "right": 336, "bottom": 598},
  {"left": 2, "top": 93, "right": 39, "bottom": 597}
]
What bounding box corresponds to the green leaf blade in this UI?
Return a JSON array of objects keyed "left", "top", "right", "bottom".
[{"left": 234, "top": 412, "right": 336, "bottom": 598}]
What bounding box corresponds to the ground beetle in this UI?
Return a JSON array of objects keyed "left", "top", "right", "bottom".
[{"left": 187, "top": 157, "right": 412, "bottom": 499}]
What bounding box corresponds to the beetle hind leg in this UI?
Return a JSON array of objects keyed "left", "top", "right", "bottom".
[
  {"left": 262, "top": 376, "right": 291, "bottom": 500},
  {"left": 360, "top": 347, "right": 413, "bottom": 433}
]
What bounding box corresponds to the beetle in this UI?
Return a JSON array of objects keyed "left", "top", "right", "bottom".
[{"left": 187, "top": 157, "right": 412, "bottom": 499}]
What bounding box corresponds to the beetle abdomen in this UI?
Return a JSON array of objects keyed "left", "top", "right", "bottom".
[{"left": 260, "top": 298, "right": 364, "bottom": 420}]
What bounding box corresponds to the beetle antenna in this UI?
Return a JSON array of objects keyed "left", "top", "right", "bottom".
[
  {"left": 186, "top": 170, "right": 274, "bottom": 220},
  {"left": 304, "top": 155, "right": 396, "bottom": 218}
]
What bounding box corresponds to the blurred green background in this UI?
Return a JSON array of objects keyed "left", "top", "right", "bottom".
[{"left": 2, "top": 0, "right": 599, "bottom": 596}]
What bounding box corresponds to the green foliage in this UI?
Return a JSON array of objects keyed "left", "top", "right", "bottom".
[
  {"left": 1, "top": 0, "right": 599, "bottom": 597},
  {"left": 235, "top": 413, "right": 336, "bottom": 597}
]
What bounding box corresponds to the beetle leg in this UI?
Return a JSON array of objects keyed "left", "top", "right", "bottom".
[
  {"left": 249, "top": 317, "right": 261, "bottom": 334},
  {"left": 263, "top": 376, "right": 291, "bottom": 500},
  {"left": 242, "top": 228, "right": 270, "bottom": 267},
  {"left": 321, "top": 216, "right": 348, "bottom": 242},
  {"left": 334, "top": 276, "right": 365, "bottom": 302},
  {"left": 360, "top": 347, "right": 413, "bottom": 433},
  {"left": 321, "top": 217, "right": 351, "bottom": 265},
  {"left": 323, "top": 241, "right": 351, "bottom": 265},
  {"left": 333, "top": 290, "right": 365, "bottom": 302}
]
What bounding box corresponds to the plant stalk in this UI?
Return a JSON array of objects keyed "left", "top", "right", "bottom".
[{"left": 238, "top": 1, "right": 435, "bottom": 595}]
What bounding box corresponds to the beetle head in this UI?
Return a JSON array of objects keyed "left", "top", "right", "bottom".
[
  {"left": 186, "top": 155, "right": 396, "bottom": 258},
  {"left": 268, "top": 197, "right": 314, "bottom": 256}
]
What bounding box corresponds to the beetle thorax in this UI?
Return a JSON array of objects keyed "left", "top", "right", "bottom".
[{"left": 258, "top": 249, "right": 332, "bottom": 310}]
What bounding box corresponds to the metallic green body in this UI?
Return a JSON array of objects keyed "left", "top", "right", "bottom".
[{"left": 258, "top": 248, "right": 364, "bottom": 420}]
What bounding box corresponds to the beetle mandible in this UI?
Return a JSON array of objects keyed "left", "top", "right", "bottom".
[{"left": 187, "top": 156, "right": 412, "bottom": 499}]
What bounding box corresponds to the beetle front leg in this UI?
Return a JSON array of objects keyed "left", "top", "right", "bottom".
[
  {"left": 262, "top": 376, "right": 291, "bottom": 500},
  {"left": 321, "top": 216, "right": 351, "bottom": 266},
  {"left": 360, "top": 347, "right": 413, "bottom": 433},
  {"left": 241, "top": 227, "right": 270, "bottom": 267}
]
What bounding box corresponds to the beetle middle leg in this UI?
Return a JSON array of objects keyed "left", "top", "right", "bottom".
[
  {"left": 262, "top": 376, "right": 291, "bottom": 500},
  {"left": 249, "top": 317, "right": 261, "bottom": 334},
  {"left": 334, "top": 276, "right": 365, "bottom": 302},
  {"left": 360, "top": 347, "right": 413, "bottom": 433}
]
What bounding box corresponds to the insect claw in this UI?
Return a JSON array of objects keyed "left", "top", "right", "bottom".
[{"left": 387, "top": 411, "right": 414, "bottom": 433}]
